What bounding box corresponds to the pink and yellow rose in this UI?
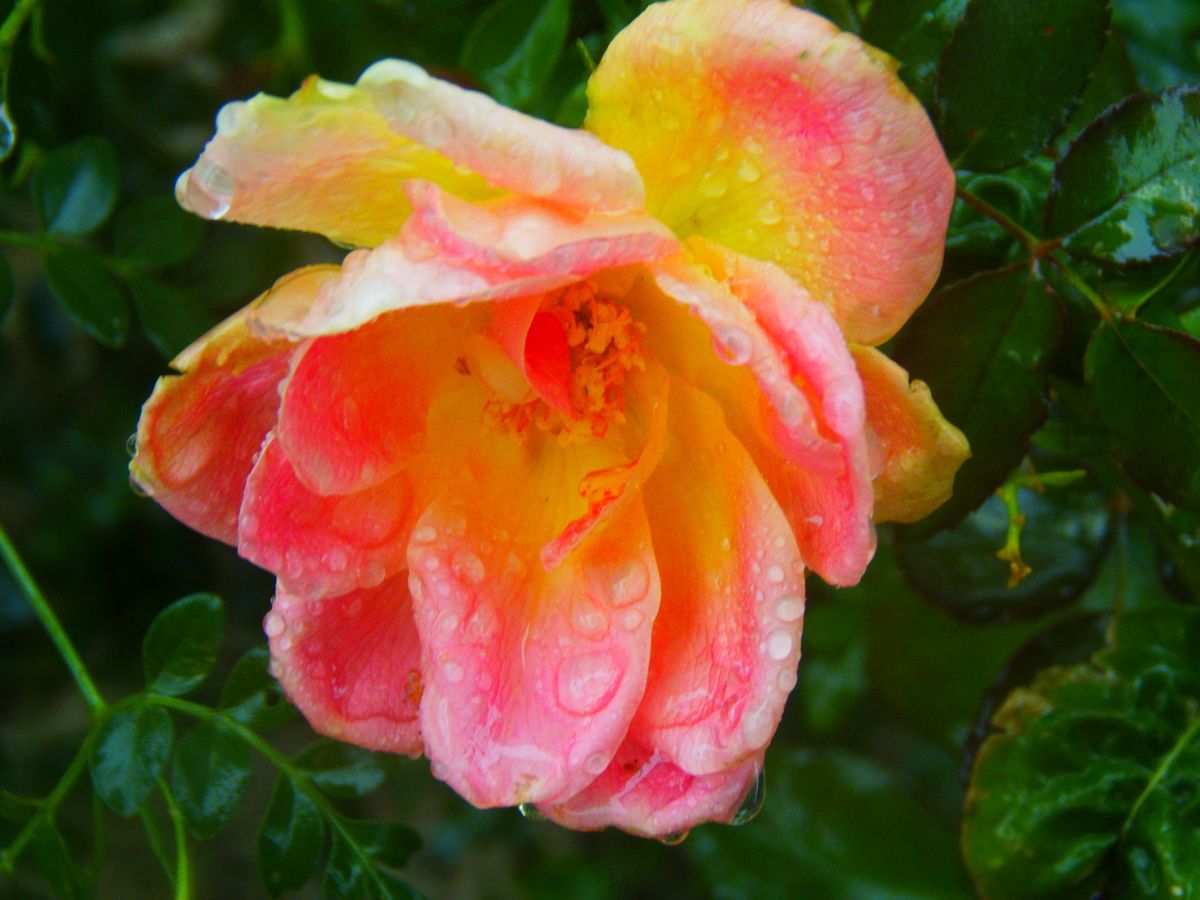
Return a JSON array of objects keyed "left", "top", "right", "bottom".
[{"left": 132, "top": 0, "right": 966, "bottom": 837}]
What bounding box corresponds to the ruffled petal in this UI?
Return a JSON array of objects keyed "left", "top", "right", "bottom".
[
  {"left": 587, "top": 0, "right": 954, "bottom": 344},
  {"left": 541, "top": 738, "right": 760, "bottom": 838},
  {"left": 254, "top": 182, "right": 677, "bottom": 337},
  {"left": 129, "top": 268, "right": 334, "bottom": 542},
  {"left": 633, "top": 380, "right": 806, "bottom": 775},
  {"left": 178, "top": 60, "right": 643, "bottom": 246},
  {"left": 275, "top": 302, "right": 484, "bottom": 495},
  {"left": 406, "top": 378, "right": 661, "bottom": 807},
  {"left": 642, "top": 246, "right": 874, "bottom": 586},
  {"left": 267, "top": 577, "right": 423, "bottom": 755},
  {"left": 239, "top": 437, "right": 414, "bottom": 598},
  {"left": 851, "top": 345, "right": 970, "bottom": 523}
]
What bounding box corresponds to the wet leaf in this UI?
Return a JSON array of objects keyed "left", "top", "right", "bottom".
[
  {"left": 129, "top": 276, "right": 215, "bottom": 360},
  {"left": 259, "top": 777, "right": 326, "bottom": 896},
  {"left": 143, "top": 593, "right": 224, "bottom": 696},
  {"left": 893, "top": 265, "right": 1063, "bottom": 532},
  {"left": 44, "top": 249, "right": 130, "bottom": 348},
  {"left": 30, "top": 821, "right": 86, "bottom": 900},
  {"left": 89, "top": 703, "right": 173, "bottom": 817},
  {"left": 219, "top": 645, "right": 294, "bottom": 730},
  {"left": 1048, "top": 87, "right": 1200, "bottom": 265},
  {"left": 461, "top": 0, "right": 569, "bottom": 109},
  {"left": 964, "top": 605, "right": 1200, "bottom": 898},
  {"left": 294, "top": 742, "right": 386, "bottom": 799},
  {"left": 114, "top": 196, "right": 204, "bottom": 269},
  {"left": 1085, "top": 318, "right": 1200, "bottom": 510},
  {"left": 935, "top": 0, "right": 1111, "bottom": 170},
  {"left": 862, "top": 0, "right": 968, "bottom": 107},
  {"left": 170, "top": 720, "right": 252, "bottom": 838},
  {"left": 31, "top": 136, "right": 119, "bottom": 236}
]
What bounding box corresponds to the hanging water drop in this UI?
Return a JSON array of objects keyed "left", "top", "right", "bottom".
[
  {"left": 518, "top": 803, "right": 547, "bottom": 821},
  {"left": 659, "top": 830, "right": 690, "bottom": 846},
  {"left": 125, "top": 433, "right": 138, "bottom": 458},
  {"left": 730, "top": 770, "right": 766, "bottom": 826}
]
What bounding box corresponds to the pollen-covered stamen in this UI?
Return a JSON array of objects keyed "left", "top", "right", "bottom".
[{"left": 463, "top": 281, "right": 647, "bottom": 442}]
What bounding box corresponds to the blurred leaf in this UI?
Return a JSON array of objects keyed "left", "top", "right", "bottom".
[
  {"left": 129, "top": 276, "right": 215, "bottom": 360},
  {"left": 259, "top": 776, "right": 326, "bottom": 896},
  {"left": 31, "top": 136, "right": 119, "bottom": 236},
  {"left": 893, "top": 265, "right": 1062, "bottom": 531},
  {"left": 1086, "top": 318, "right": 1200, "bottom": 510},
  {"left": 793, "top": 599, "right": 868, "bottom": 734},
  {"left": 897, "top": 488, "right": 1110, "bottom": 622},
  {"left": 114, "top": 196, "right": 204, "bottom": 269},
  {"left": 170, "top": 720, "right": 253, "bottom": 838},
  {"left": 1059, "top": 32, "right": 1140, "bottom": 145},
  {"left": 44, "top": 249, "right": 130, "bottom": 348},
  {"left": 143, "top": 592, "right": 225, "bottom": 696},
  {"left": 340, "top": 819, "right": 422, "bottom": 871},
  {"left": 219, "top": 645, "right": 295, "bottom": 730},
  {"left": 862, "top": 0, "right": 968, "bottom": 107},
  {"left": 294, "top": 742, "right": 386, "bottom": 799},
  {"left": 1048, "top": 87, "right": 1200, "bottom": 265},
  {"left": 89, "top": 704, "right": 173, "bottom": 816},
  {"left": 689, "top": 749, "right": 970, "bottom": 899},
  {"left": 1094, "top": 253, "right": 1199, "bottom": 315},
  {"left": 935, "top": 0, "right": 1111, "bottom": 170},
  {"left": 801, "top": 0, "right": 862, "bottom": 32},
  {"left": 0, "top": 255, "right": 13, "bottom": 321},
  {"left": 461, "top": 0, "right": 570, "bottom": 108},
  {"left": 964, "top": 605, "right": 1200, "bottom": 898},
  {"left": 30, "top": 821, "right": 86, "bottom": 900},
  {"left": 1113, "top": 0, "right": 1200, "bottom": 90},
  {"left": 322, "top": 828, "right": 420, "bottom": 899}
]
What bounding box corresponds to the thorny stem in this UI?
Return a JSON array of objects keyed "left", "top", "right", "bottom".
[{"left": 0, "top": 521, "right": 105, "bottom": 713}]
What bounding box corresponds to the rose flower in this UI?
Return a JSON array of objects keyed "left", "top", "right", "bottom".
[{"left": 131, "top": 0, "right": 966, "bottom": 838}]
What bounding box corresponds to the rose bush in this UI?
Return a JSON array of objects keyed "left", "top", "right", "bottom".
[{"left": 130, "top": 0, "right": 965, "bottom": 838}]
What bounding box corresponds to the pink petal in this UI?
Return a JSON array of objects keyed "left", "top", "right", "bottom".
[
  {"left": 267, "top": 577, "right": 423, "bottom": 756},
  {"left": 541, "top": 738, "right": 761, "bottom": 838},
  {"left": 239, "top": 437, "right": 414, "bottom": 599}
]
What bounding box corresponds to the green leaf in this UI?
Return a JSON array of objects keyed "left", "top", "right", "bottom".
[
  {"left": 29, "top": 821, "right": 86, "bottom": 900},
  {"left": 129, "top": 276, "right": 215, "bottom": 360},
  {"left": 800, "top": 0, "right": 862, "bottom": 32},
  {"left": 143, "top": 592, "right": 224, "bottom": 696},
  {"left": 0, "top": 254, "right": 13, "bottom": 321},
  {"left": 1048, "top": 87, "right": 1200, "bottom": 265},
  {"left": 862, "top": 0, "right": 968, "bottom": 107},
  {"left": 219, "top": 645, "right": 294, "bottom": 730},
  {"left": 689, "top": 749, "right": 970, "bottom": 899},
  {"left": 792, "top": 599, "right": 868, "bottom": 735},
  {"left": 460, "top": 0, "right": 570, "bottom": 109},
  {"left": 935, "top": 0, "right": 1111, "bottom": 170},
  {"left": 897, "top": 488, "right": 1110, "bottom": 621},
  {"left": 340, "top": 819, "right": 422, "bottom": 870},
  {"left": 294, "top": 741, "right": 386, "bottom": 799},
  {"left": 963, "top": 605, "right": 1200, "bottom": 898},
  {"left": 322, "top": 828, "right": 422, "bottom": 900},
  {"left": 893, "top": 265, "right": 1062, "bottom": 531},
  {"left": 114, "top": 195, "right": 204, "bottom": 268},
  {"left": 1086, "top": 318, "right": 1200, "bottom": 510},
  {"left": 259, "top": 776, "right": 326, "bottom": 896},
  {"left": 31, "top": 136, "right": 119, "bottom": 235},
  {"left": 44, "top": 249, "right": 130, "bottom": 348},
  {"left": 170, "top": 720, "right": 253, "bottom": 839},
  {"left": 89, "top": 704, "right": 173, "bottom": 816}
]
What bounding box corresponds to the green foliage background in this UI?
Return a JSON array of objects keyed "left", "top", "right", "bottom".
[{"left": 1, "top": 0, "right": 1199, "bottom": 897}]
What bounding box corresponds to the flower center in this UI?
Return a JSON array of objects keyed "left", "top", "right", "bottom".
[{"left": 465, "top": 281, "right": 646, "bottom": 443}]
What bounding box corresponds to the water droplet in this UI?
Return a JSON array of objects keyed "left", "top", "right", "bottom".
[
  {"left": 442, "top": 661, "right": 464, "bottom": 684},
  {"left": 594, "top": 558, "right": 650, "bottom": 608},
  {"left": 215, "top": 100, "right": 246, "bottom": 135},
  {"left": 327, "top": 547, "right": 349, "bottom": 572},
  {"left": 740, "top": 700, "right": 774, "bottom": 749},
  {"left": 712, "top": 326, "right": 754, "bottom": 366},
  {"left": 128, "top": 473, "right": 150, "bottom": 498},
  {"left": 571, "top": 595, "right": 610, "bottom": 640},
  {"left": 765, "top": 629, "right": 793, "bottom": 661},
  {"left": 620, "top": 609, "right": 645, "bottom": 631},
  {"left": 730, "top": 770, "right": 766, "bottom": 825},
  {"left": 413, "top": 524, "right": 438, "bottom": 543},
  {"left": 737, "top": 158, "right": 761, "bottom": 182},
  {"left": 518, "top": 802, "right": 546, "bottom": 821},
  {"left": 766, "top": 564, "right": 785, "bottom": 585},
  {"left": 452, "top": 549, "right": 486, "bottom": 585},
  {"left": 817, "top": 145, "right": 843, "bottom": 167},
  {"left": 758, "top": 200, "right": 783, "bottom": 225},
  {"left": 777, "top": 667, "right": 798, "bottom": 692},
  {"left": 189, "top": 158, "right": 235, "bottom": 219},
  {"left": 775, "top": 593, "right": 804, "bottom": 623},
  {"left": 125, "top": 433, "right": 138, "bottom": 458},
  {"left": 0, "top": 103, "right": 15, "bottom": 163},
  {"left": 556, "top": 651, "right": 621, "bottom": 715},
  {"left": 264, "top": 611, "right": 286, "bottom": 638},
  {"left": 659, "top": 830, "right": 690, "bottom": 846},
  {"left": 784, "top": 226, "right": 802, "bottom": 248},
  {"left": 585, "top": 752, "right": 609, "bottom": 775},
  {"left": 421, "top": 115, "right": 452, "bottom": 149},
  {"left": 699, "top": 174, "right": 728, "bottom": 199}
]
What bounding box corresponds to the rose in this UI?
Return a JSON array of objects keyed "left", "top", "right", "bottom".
[{"left": 131, "top": 0, "right": 965, "bottom": 838}]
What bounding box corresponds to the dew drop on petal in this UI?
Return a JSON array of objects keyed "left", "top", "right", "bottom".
[
  {"left": 740, "top": 700, "right": 774, "bottom": 749},
  {"left": 775, "top": 593, "right": 804, "bottom": 623},
  {"left": 518, "top": 802, "right": 547, "bottom": 821},
  {"left": 777, "top": 667, "right": 798, "bottom": 692},
  {"left": 817, "top": 144, "right": 843, "bottom": 167},
  {"left": 711, "top": 327, "right": 754, "bottom": 366},
  {"left": 766, "top": 564, "right": 785, "bottom": 584},
  {"left": 264, "top": 611, "right": 286, "bottom": 638},
  {"left": 765, "top": 629, "right": 793, "bottom": 661},
  {"left": 128, "top": 473, "right": 151, "bottom": 498},
  {"left": 737, "top": 157, "right": 761, "bottom": 182},
  {"left": 125, "top": 433, "right": 138, "bottom": 458},
  {"left": 659, "top": 830, "right": 690, "bottom": 846},
  {"left": 730, "top": 769, "right": 766, "bottom": 826},
  {"left": 442, "top": 661, "right": 464, "bottom": 684},
  {"left": 556, "top": 651, "right": 621, "bottom": 715},
  {"left": 452, "top": 549, "right": 486, "bottom": 585},
  {"left": 585, "top": 752, "right": 609, "bottom": 775},
  {"left": 591, "top": 558, "right": 650, "bottom": 608},
  {"left": 412, "top": 524, "right": 438, "bottom": 544}
]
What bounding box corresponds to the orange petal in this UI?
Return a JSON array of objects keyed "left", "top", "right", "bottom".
[
  {"left": 239, "top": 438, "right": 414, "bottom": 599},
  {"left": 634, "top": 380, "right": 806, "bottom": 775},
  {"left": 406, "top": 378, "right": 660, "bottom": 807},
  {"left": 588, "top": 0, "right": 954, "bottom": 343},
  {"left": 254, "top": 182, "right": 677, "bottom": 338},
  {"left": 851, "top": 345, "right": 970, "bottom": 523},
  {"left": 129, "top": 267, "right": 335, "bottom": 542},
  {"left": 541, "top": 738, "right": 760, "bottom": 837},
  {"left": 177, "top": 60, "right": 643, "bottom": 246},
  {"left": 643, "top": 247, "right": 874, "bottom": 586},
  {"left": 267, "top": 577, "right": 423, "bottom": 756}
]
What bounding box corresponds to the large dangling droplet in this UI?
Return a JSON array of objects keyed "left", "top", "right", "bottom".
[
  {"left": 658, "top": 830, "right": 690, "bottom": 846},
  {"left": 730, "top": 769, "right": 766, "bottom": 826},
  {"left": 518, "top": 803, "right": 546, "bottom": 821}
]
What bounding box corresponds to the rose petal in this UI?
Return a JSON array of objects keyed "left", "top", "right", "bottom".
[
  {"left": 129, "top": 268, "right": 334, "bottom": 542},
  {"left": 587, "top": 0, "right": 954, "bottom": 343},
  {"left": 541, "top": 738, "right": 760, "bottom": 838},
  {"left": 257, "top": 182, "right": 677, "bottom": 337},
  {"left": 239, "top": 437, "right": 414, "bottom": 598},
  {"left": 407, "top": 378, "right": 660, "bottom": 807},
  {"left": 633, "top": 379, "right": 806, "bottom": 775},
  {"left": 267, "top": 577, "right": 423, "bottom": 755},
  {"left": 851, "top": 345, "right": 970, "bottom": 523}
]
